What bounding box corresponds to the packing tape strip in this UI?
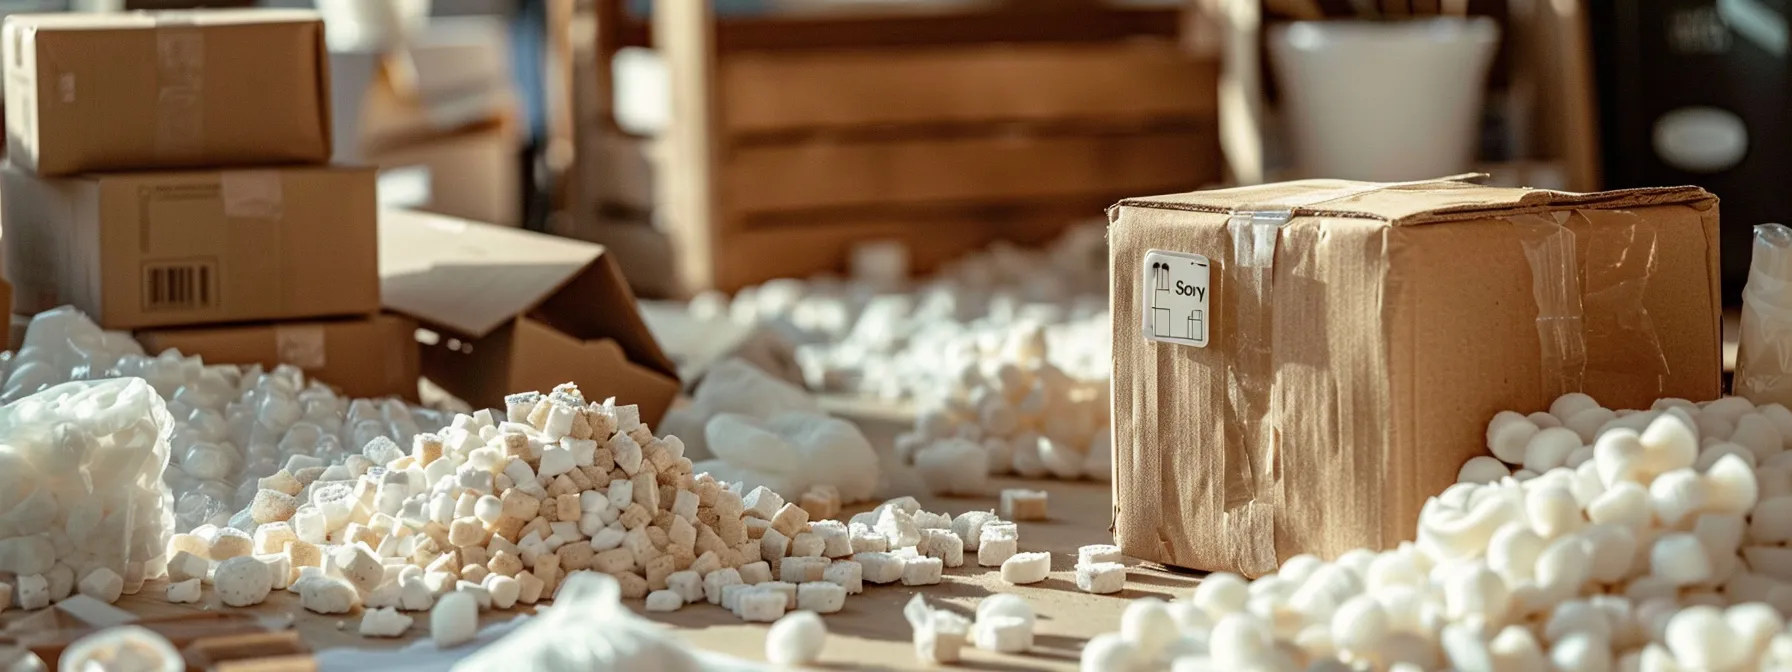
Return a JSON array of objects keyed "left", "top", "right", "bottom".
[
  {"left": 275, "top": 325, "right": 326, "bottom": 370},
  {"left": 1513, "top": 212, "right": 1589, "bottom": 400},
  {"left": 154, "top": 16, "right": 204, "bottom": 162},
  {"left": 1217, "top": 173, "right": 1487, "bottom": 572},
  {"left": 219, "top": 171, "right": 284, "bottom": 219},
  {"left": 1513, "top": 209, "right": 1666, "bottom": 402}
]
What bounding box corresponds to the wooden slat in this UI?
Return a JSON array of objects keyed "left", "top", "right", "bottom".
[
  {"left": 607, "top": 5, "right": 1181, "bottom": 52},
  {"left": 653, "top": 0, "right": 721, "bottom": 294},
  {"left": 710, "top": 201, "right": 1106, "bottom": 291},
  {"left": 720, "top": 42, "right": 1217, "bottom": 134},
  {"left": 723, "top": 127, "right": 1219, "bottom": 215}
]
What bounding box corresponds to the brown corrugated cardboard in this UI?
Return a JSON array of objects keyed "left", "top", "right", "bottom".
[
  {"left": 378, "top": 208, "right": 679, "bottom": 423},
  {"left": 2, "top": 9, "right": 331, "bottom": 176},
  {"left": 362, "top": 120, "right": 520, "bottom": 227},
  {"left": 355, "top": 18, "right": 516, "bottom": 158},
  {"left": 2, "top": 164, "right": 378, "bottom": 329},
  {"left": 135, "top": 313, "right": 418, "bottom": 401},
  {"left": 1109, "top": 178, "right": 1724, "bottom": 577}
]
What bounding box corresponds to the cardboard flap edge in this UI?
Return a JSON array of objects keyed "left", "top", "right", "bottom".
[
  {"left": 1114, "top": 181, "right": 1717, "bottom": 227},
  {"left": 378, "top": 208, "right": 605, "bottom": 339},
  {"left": 6, "top": 9, "right": 323, "bottom": 31}
]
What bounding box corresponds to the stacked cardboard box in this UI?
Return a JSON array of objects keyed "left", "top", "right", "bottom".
[
  {"left": 0, "top": 9, "right": 417, "bottom": 400},
  {"left": 332, "top": 17, "right": 521, "bottom": 227}
]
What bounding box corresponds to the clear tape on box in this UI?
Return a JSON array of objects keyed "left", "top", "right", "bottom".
[
  {"left": 0, "top": 377, "right": 177, "bottom": 593},
  {"left": 1513, "top": 209, "right": 1668, "bottom": 400},
  {"left": 0, "top": 306, "right": 452, "bottom": 533},
  {"left": 1209, "top": 175, "right": 1669, "bottom": 576},
  {"left": 1737, "top": 223, "right": 1792, "bottom": 407}
]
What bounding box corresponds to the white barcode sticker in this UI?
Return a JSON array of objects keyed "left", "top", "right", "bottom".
[
  {"left": 1141, "top": 249, "right": 1211, "bottom": 347},
  {"left": 142, "top": 259, "right": 217, "bottom": 311}
]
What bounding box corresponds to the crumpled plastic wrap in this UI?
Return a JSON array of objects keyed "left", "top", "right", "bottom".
[
  {"left": 0, "top": 307, "right": 146, "bottom": 405},
  {"left": 0, "top": 378, "right": 176, "bottom": 594},
  {"left": 0, "top": 307, "right": 451, "bottom": 532},
  {"left": 694, "top": 411, "right": 880, "bottom": 504},
  {"left": 1739, "top": 223, "right": 1792, "bottom": 407},
  {"left": 452, "top": 572, "right": 763, "bottom": 672}
]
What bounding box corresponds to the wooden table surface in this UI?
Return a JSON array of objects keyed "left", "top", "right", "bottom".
[{"left": 16, "top": 398, "right": 1196, "bottom": 670}]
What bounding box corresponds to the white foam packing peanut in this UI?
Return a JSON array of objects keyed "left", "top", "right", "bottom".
[
  {"left": 688, "top": 231, "right": 1114, "bottom": 488},
  {"left": 1072, "top": 393, "right": 1792, "bottom": 671},
  {"left": 693, "top": 226, "right": 1111, "bottom": 400},
  {"left": 359, "top": 607, "right": 415, "bottom": 638},
  {"left": 1000, "top": 552, "right": 1050, "bottom": 585},
  {"left": 974, "top": 594, "right": 1037, "bottom": 653},
  {"left": 148, "top": 379, "right": 1037, "bottom": 640},
  {"left": 2, "top": 308, "right": 452, "bottom": 539},
  {"left": 901, "top": 336, "right": 1113, "bottom": 491},
  {"left": 905, "top": 594, "right": 972, "bottom": 664},
  {"left": 0, "top": 377, "right": 178, "bottom": 604},
  {"left": 766, "top": 610, "right": 828, "bottom": 665}
]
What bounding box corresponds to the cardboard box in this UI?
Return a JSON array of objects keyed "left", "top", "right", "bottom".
[
  {"left": 2, "top": 9, "right": 331, "bottom": 176},
  {"left": 2, "top": 165, "right": 379, "bottom": 329},
  {"left": 378, "top": 208, "right": 679, "bottom": 423},
  {"left": 355, "top": 17, "right": 515, "bottom": 156},
  {"left": 136, "top": 313, "right": 419, "bottom": 401},
  {"left": 548, "top": 216, "right": 676, "bottom": 299},
  {"left": 1108, "top": 178, "right": 1724, "bottom": 576},
  {"left": 363, "top": 120, "right": 520, "bottom": 227}
]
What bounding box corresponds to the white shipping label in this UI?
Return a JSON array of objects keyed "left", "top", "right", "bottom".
[{"left": 1141, "top": 249, "right": 1211, "bottom": 347}]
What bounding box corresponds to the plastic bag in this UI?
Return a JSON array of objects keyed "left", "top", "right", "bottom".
[
  {"left": 0, "top": 307, "right": 452, "bottom": 532},
  {"left": 0, "top": 306, "right": 144, "bottom": 404},
  {"left": 0, "top": 378, "right": 176, "bottom": 596},
  {"left": 1738, "top": 223, "right": 1792, "bottom": 406},
  {"left": 452, "top": 572, "right": 763, "bottom": 672}
]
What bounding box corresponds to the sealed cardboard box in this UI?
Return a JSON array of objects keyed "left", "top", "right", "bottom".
[
  {"left": 363, "top": 120, "right": 520, "bottom": 227},
  {"left": 378, "top": 208, "right": 679, "bottom": 423},
  {"left": 1109, "top": 178, "right": 1723, "bottom": 576},
  {"left": 2, "top": 9, "right": 331, "bottom": 176},
  {"left": 2, "top": 165, "right": 378, "bottom": 329},
  {"left": 136, "top": 313, "right": 419, "bottom": 400}
]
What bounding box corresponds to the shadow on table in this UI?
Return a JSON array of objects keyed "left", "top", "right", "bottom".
[{"left": 1024, "top": 576, "right": 1175, "bottom": 603}]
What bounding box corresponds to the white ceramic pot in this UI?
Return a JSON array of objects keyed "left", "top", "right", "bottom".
[{"left": 1269, "top": 18, "right": 1500, "bottom": 182}]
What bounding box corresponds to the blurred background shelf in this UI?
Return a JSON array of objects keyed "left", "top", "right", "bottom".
[{"left": 582, "top": 0, "right": 1220, "bottom": 294}]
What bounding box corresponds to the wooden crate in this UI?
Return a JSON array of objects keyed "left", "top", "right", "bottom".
[{"left": 597, "top": 0, "right": 1221, "bottom": 293}]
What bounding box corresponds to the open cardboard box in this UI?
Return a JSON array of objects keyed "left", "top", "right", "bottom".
[{"left": 378, "top": 208, "right": 679, "bottom": 424}]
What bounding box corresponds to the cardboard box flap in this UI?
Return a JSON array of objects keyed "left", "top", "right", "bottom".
[
  {"left": 5, "top": 9, "right": 321, "bottom": 30},
  {"left": 532, "top": 244, "right": 679, "bottom": 381},
  {"left": 378, "top": 208, "right": 677, "bottom": 380},
  {"left": 1116, "top": 178, "right": 1716, "bottom": 226},
  {"left": 380, "top": 208, "right": 603, "bottom": 338}
]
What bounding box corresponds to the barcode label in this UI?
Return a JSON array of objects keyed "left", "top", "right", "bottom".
[{"left": 142, "top": 261, "right": 217, "bottom": 311}]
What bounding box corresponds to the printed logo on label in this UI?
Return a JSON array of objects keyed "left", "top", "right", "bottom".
[{"left": 1141, "top": 249, "right": 1210, "bottom": 347}]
